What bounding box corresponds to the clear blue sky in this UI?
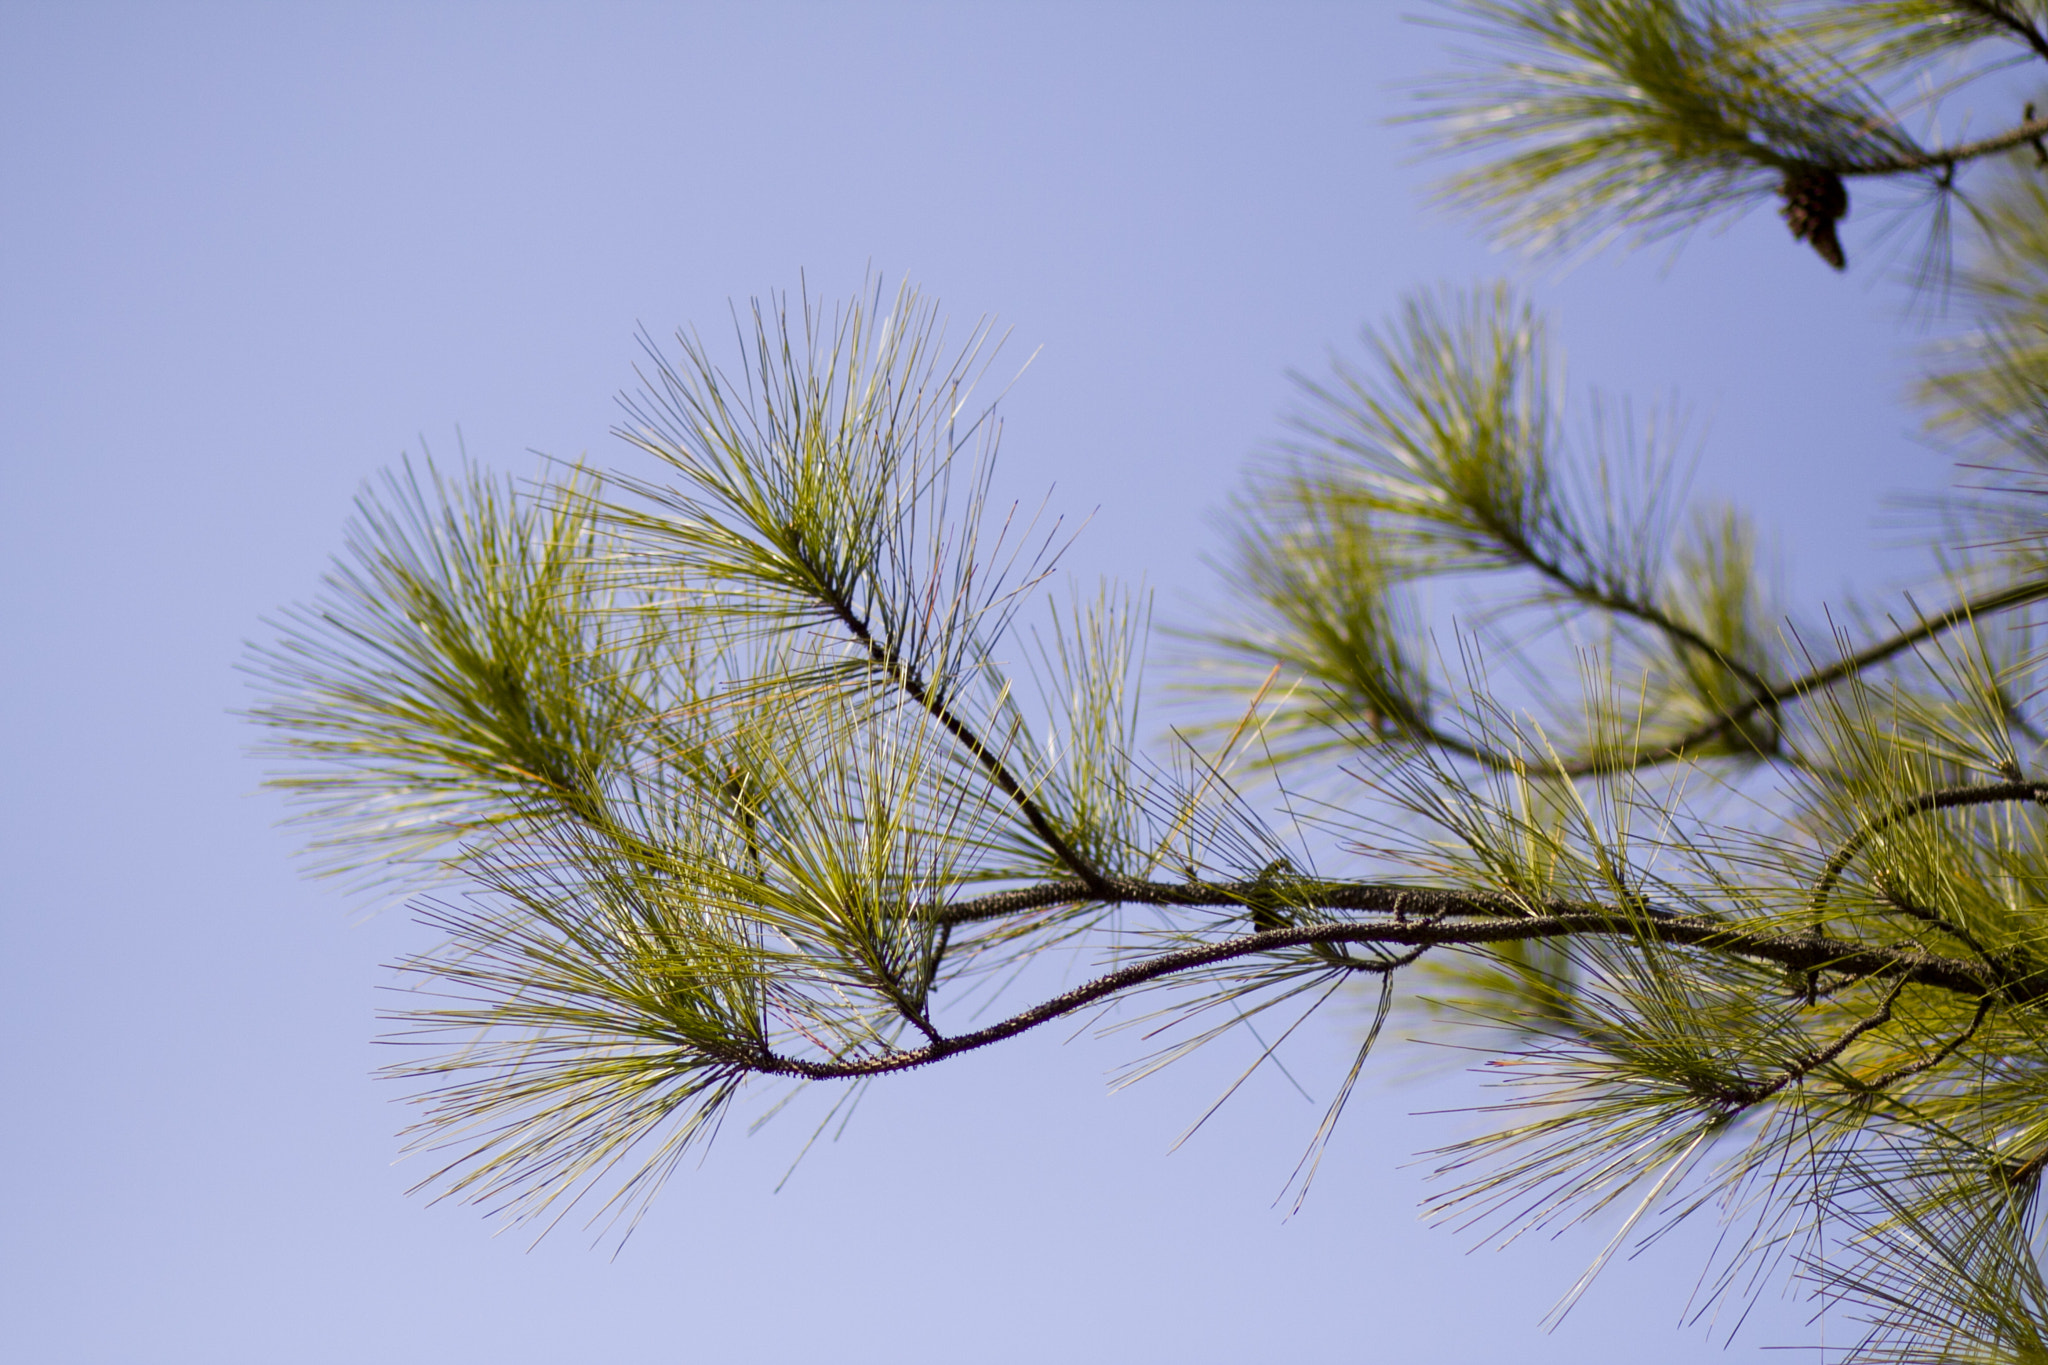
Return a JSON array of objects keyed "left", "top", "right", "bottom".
[{"left": 0, "top": 4, "right": 1953, "bottom": 1361}]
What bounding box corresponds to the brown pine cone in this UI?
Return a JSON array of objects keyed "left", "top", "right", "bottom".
[{"left": 1778, "top": 166, "right": 1849, "bottom": 270}]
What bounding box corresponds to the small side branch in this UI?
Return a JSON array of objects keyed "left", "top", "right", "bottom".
[
  {"left": 1571, "top": 578, "right": 2048, "bottom": 777},
  {"left": 1559, "top": 566, "right": 1774, "bottom": 705},
  {"left": 1482, "top": 512, "right": 1776, "bottom": 705},
  {"left": 1839, "top": 114, "right": 2048, "bottom": 177},
  {"left": 787, "top": 530, "right": 1113, "bottom": 896},
  {"left": 1955, "top": 0, "right": 2048, "bottom": 67},
  {"left": 1877, "top": 882, "right": 2002, "bottom": 977},
  {"left": 1811, "top": 780, "right": 2048, "bottom": 910},
  {"left": 1851, "top": 997, "right": 1996, "bottom": 1095},
  {"left": 1716, "top": 980, "right": 1904, "bottom": 1111}
]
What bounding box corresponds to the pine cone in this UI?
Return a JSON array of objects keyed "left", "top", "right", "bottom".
[{"left": 1778, "top": 166, "right": 1849, "bottom": 271}]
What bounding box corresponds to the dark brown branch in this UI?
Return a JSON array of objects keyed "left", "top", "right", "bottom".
[
  {"left": 1718, "top": 980, "right": 1903, "bottom": 1110},
  {"left": 928, "top": 874, "right": 1662, "bottom": 926},
  {"left": 1811, "top": 780, "right": 2048, "bottom": 909},
  {"left": 1561, "top": 571, "right": 1775, "bottom": 704},
  {"left": 1783, "top": 580, "right": 2048, "bottom": 701},
  {"left": 891, "top": 994, "right": 944, "bottom": 1046},
  {"left": 1371, "top": 580, "right": 2048, "bottom": 781},
  {"left": 1873, "top": 879, "right": 2048, "bottom": 1005},
  {"left": 1234, "top": 576, "right": 2048, "bottom": 783},
  {"left": 1319, "top": 940, "right": 1433, "bottom": 973},
  {"left": 759, "top": 898, "right": 2010, "bottom": 1082},
  {"left": 1419, "top": 724, "right": 1529, "bottom": 773}
]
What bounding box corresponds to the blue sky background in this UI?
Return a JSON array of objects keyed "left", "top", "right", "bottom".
[{"left": 0, "top": 3, "right": 1963, "bottom": 1361}]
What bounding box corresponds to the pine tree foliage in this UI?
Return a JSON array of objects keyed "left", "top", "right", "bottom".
[
  {"left": 1424, "top": 0, "right": 2048, "bottom": 263},
  {"left": 249, "top": 3, "right": 2048, "bottom": 1357}
]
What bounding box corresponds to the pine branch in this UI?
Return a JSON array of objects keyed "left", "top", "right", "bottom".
[
  {"left": 786, "top": 527, "right": 1114, "bottom": 896},
  {"left": 1486, "top": 513, "right": 1778, "bottom": 704},
  {"left": 1327, "top": 577, "right": 2048, "bottom": 781},
  {"left": 1811, "top": 779, "right": 2048, "bottom": 909},
  {"left": 1952, "top": 0, "right": 2048, "bottom": 66},
  {"left": 751, "top": 900, "right": 2007, "bottom": 1081},
  {"left": 1572, "top": 576, "right": 2048, "bottom": 776},
  {"left": 1850, "top": 995, "right": 1996, "bottom": 1094},
  {"left": 1877, "top": 881, "right": 2003, "bottom": 972},
  {"left": 1838, "top": 112, "right": 2048, "bottom": 176},
  {"left": 1711, "top": 979, "right": 1906, "bottom": 1110}
]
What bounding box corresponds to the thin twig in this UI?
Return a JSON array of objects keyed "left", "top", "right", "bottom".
[
  {"left": 1718, "top": 980, "right": 1904, "bottom": 1110},
  {"left": 788, "top": 528, "right": 1112, "bottom": 896},
  {"left": 1876, "top": 882, "right": 2002, "bottom": 977},
  {"left": 1852, "top": 997, "right": 1995, "bottom": 1094},
  {"left": 1837, "top": 114, "right": 2048, "bottom": 176},
  {"left": 1571, "top": 578, "right": 2048, "bottom": 777}
]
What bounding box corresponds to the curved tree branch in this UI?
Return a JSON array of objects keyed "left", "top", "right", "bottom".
[
  {"left": 764, "top": 885, "right": 2018, "bottom": 1082},
  {"left": 1851, "top": 996, "right": 1997, "bottom": 1095},
  {"left": 1715, "top": 979, "right": 1906, "bottom": 1111},
  {"left": 1812, "top": 780, "right": 2048, "bottom": 909},
  {"left": 1876, "top": 881, "right": 2005, "bottom": 977},
  {"left": 1329, "top": 580, "right": 2048, "bottom": 782},
  {"left": 1565, "top": 577, "right": 2048, "bottom": 777}
]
